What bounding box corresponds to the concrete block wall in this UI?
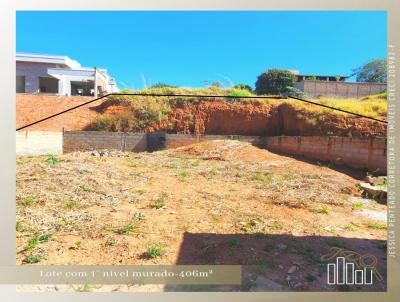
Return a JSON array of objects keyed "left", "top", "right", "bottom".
[
  {"left": 296, "top": 81, "right": 386, "bottom": 98},
  {"left": 63, "top": 131, "right": 147, "bottom": 153},
  {"left": 265, "top": 136, "right": 387, "bottom": 173},
  {"left": 62, "top": 131, "right": 387, "bottom": 173},
  {"left": 16, "top": 131, "right": 63, "bottom": 156}
]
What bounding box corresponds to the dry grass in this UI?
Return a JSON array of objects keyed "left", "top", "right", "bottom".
[{"left": 16, "top": 141, "right": 388, "bottom": 291}]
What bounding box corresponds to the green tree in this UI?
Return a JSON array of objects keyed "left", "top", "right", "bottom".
[
  {"left": 353, "top": 59, "right": 387, "bottom": 83},
  {"left": 255, "top": 69, "right": 296, "bottom": 95}
]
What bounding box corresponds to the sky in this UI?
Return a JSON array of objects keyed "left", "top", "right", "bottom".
[{"left": 16, "top": 11, "right": 387, "bottom": 89}]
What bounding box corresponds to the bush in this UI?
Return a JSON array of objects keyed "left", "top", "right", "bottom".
[
  {"left": 149, "top": 83, "right": 176, "bottom": 89},
  {"left": 233, "top": 84, "right": 253, "bottom": 92},
  {"left": 227, "top": 89, "right": 252, "bottom": 99},
  {"left": 282, "top": 86, "right": 306, "bottom": 98},
  {"left": 255, "top": 69, "right": 296, "bottom": 95}
]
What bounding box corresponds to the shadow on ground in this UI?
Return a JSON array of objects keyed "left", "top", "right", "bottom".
[{"left": 166, "top": 232, "right": 386, "bottom": 292}]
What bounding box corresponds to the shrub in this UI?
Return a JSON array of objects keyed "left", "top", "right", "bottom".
[
  {"left": 149, "top": 83, "right": 176, "bottom": 89},
  {"left": 282, "top": 86, "right": 306, "bottom": 98},
  {"left": 255, "top": 69, "right": 296, "bottom": 95},
  {"left": 227, "top": 89, "right": 252, "bottom": 99},
  {"left": 233, "top": 84, "right": 253, "bottom": 92}
]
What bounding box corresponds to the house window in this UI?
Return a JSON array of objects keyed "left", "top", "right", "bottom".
[
  {"left": 39, "top": 77, "right": 59, "bottom": 94},
  {"left": 16, "top": 76, "right": 25, "bottom": 93}
]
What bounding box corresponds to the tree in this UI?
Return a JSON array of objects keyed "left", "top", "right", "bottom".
[
  {"left": 233, "top": 84, "right": 253, "bottom": 93},
  {"left": 353, "top": 59, "right": 387, "bottom": 83},
  {"left": 255, "top": 69, "right": 296, "bottom": 95}
]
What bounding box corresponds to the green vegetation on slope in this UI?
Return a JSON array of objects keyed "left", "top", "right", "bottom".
[{"left": 86, "top": 86, "right": 387, "bottom": 132}]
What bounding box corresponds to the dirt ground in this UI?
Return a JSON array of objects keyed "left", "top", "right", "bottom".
[{"left": 16, "top": 140, "right": 387, "bottom": 292}]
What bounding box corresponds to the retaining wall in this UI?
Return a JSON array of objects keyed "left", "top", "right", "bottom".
[
  {"left": 62, "top": 131, "right": 386, "bottom": 173},
  {"left": 16, "top": 131, "right": 63, "bottom": 156},
  {"left": 265, "top": 136, "right": 386, "bottom": 173},
  {"left": 63, "top": 131, "right": 147, "bottom": 153}
]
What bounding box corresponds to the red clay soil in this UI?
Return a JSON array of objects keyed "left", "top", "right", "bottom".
[
  {"left": 148, "top": 101, "right": 386, "bottom": 137},
  {"left": 17, "top": 94, "right": 386, "bottom": 137},
  {"left": 16, "top": 94, "right": 100, "bottom": 131}
]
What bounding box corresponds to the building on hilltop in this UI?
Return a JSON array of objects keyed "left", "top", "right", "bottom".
[
  {"left": 285, "top": 69, "right": 386, "bottom": 98},
  {"left": 16, "top": 52, "right": 119, "bottom": 96}
]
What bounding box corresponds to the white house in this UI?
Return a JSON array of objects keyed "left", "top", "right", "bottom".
[{"left": 16, "top": 52, "right": 119, "bottom": 96}]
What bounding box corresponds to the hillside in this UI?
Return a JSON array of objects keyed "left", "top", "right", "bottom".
[{"left": 17, "top": 88, "right": 387, "bottom": 137}]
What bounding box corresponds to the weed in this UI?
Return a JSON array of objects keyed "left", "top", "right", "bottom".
[
  {"left": 344, "top": 222, "right": 360, "bottom": 231},
  {"left": 65, "top": 200, "right": 82, "bottom": 210},
  {"left": 26, "top": 236, "right": 40, "bottom": 251},
  {"left": 178, "top": 171, "right": 190, "bottom": 181},
  {"left": 114, "top": 224, "right": 139, "bottom": 234},
  {"left": 234, "top": 172, "right": 242, "bottom": 178},
  {"left": 366, "top": 222, "right": 387, "bottom": 230},
  {"left": 145, "top": 244, "right": 164, "bottom": 259},
  {"left": 352, "top": 201, "right": 365, "bottom": 209},
  {"left": 211, "top": 215, "right": 222, "bottom": 223},
  {"left": 149, "top": 192, "right": 169, "bottom": 209},
  {"left": 79, "top": 184, "right": 91, "bottom": 192},
  {"left": 135, "top": 189, "right": 145, "bottom": 195},
  {"left": 283, "top": 171, "right": 297, "bottom": 181},
  {"left": 16, "top": 221, "right": 23, "bottom": 232},
  {"left": 74, "top": 240, "right": 82, "bottom": 250},
  {"left": 46, "top": 155, "right": 58, "bottom": 165},
  {"left": 77, "top": 284, "right": 91, "bottom": 292},
  {"left": 310, "top": 206, "right": 329, "bottom": 214},
  {"left": 18, "top": 195, "right": 37, "bottom": 207},
  {"left": 226, "top": 237, "right": 240, "bottom": 247},
  {"left": 256, "top": 263, "right": 268, "bottom": 275},
  {"left": 131, "top": 171, "right": 143, "bottom": 177},
  {"left": 22, "top": 254, "right": 41, "bottom": 264},
  {"left": 307, "top": 174, "right": 322, "bottom": 180},
  {"left": 252, "top": 171, "right": 274, "bottom": 186},
  {"left": 105, "top": 238, "right": 117, "bottom": 246}
]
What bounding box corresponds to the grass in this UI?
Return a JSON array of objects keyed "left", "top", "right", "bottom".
[
  {"left": 352, "top": 201, "right": 365, "bottom": 209},
  {"left": 65, "top": 200, "right": 82, "bottom": 210},
  {"left": 79, "top": 184, "right": 92, "bottom": 192},
  {"left": 310, "top": 206, "right": 329, "bottom": 214},
  {"left": 178, "top": 171, "right": 190, "bottom": 181},
  {"left": 344, "top": 222, "right": 360, "bottom": 231},
  {"left": 85, "top": 86, "right": 387, "bottom": 133},
  {"left": 22, "top": 254, "right": 41, "bottom": 264},
  {"left": 226, "top": 237, "right": 240, "bottom": 247},
  {"left": 366, "top": 222, "right": 387, "bottom": 230},
  {"left": 145, "top": 244, "right": 164, "bottom": 259},
  {"left": 252, "top": 171, "right": 274, "bottom": 186},
  {"left": 114, "top": 224, "right": 140, "bottom": 234},
  {"left": 18, "top": 195, "right": 37, "bottom": 207},
  {"left": 77, "top": 284, "right": 91, "bottom": 292},
  {"left": 150, "top": 192, "right": 168, "bottom": 209},
  {"left": 26, "top": 233, "right": 52, "bottom": 251},
  {"left": 46, "top": 155, "right": 58, "bottom": 165}
]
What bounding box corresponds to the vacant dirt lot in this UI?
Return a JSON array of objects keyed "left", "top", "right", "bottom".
[{"left": 16, "top": 141, "right": 387, "bottom": 291}]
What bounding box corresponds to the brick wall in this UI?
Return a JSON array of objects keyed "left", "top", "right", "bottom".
[{"left": 265, "top": 136, "right": 387, "bottom": 173}]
